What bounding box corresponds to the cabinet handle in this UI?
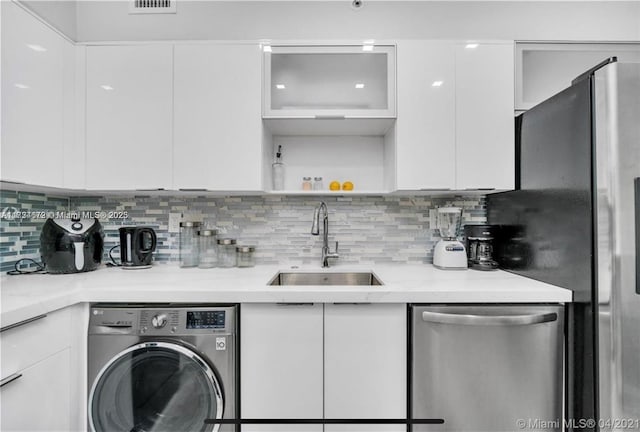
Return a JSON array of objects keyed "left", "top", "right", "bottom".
[
  {"left": 463, "top": 188, "right": 496, "bottom": 191},
  {"left": 419, "top": 188, "right": 451, "bottom": 191},
  {"left": 0, "top": 314, "right": 47, "bottom": 333},
  {"left": 179, "top": 188, "right": 208, "bottom": 192},
  {"left": 0, "top": 373, "right": 23, "bottom": 388},
  {"left": 421, "top": 311, "right": 557, "bottom": 326},
  {"left": 275, "top": 303, "right": 315, "bottom": 306},
  {"left": 314, "top": 115, "right": 346, "bottom": 120},
  {"left": 331, "top": 303, "right": 372, "bottom": 305}
]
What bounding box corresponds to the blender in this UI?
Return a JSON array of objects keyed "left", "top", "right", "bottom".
[{"left": 433, "top": 207, "right": 468, "bottom": 269}]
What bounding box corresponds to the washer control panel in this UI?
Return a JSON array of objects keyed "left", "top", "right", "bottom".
[
  {"left": 186, "top": 311, "right": 226, "bottom": 329},
  {"left": 88, "top": 305, "right": 236, "bottom": 336}
]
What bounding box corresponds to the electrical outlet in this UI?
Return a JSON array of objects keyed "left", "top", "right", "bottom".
[
  {"left": 429, "top": 209, "right": 437, "bottom": 228},
  {"left": 168, "top": 213, "right": 181, "bottom": 233}
]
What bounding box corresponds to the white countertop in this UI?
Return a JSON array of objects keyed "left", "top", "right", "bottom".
[{"left": 0, "top": 263, "right": 572, "bottom": 328}]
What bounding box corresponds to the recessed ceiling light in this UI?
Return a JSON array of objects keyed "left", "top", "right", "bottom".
[
  {"left": 465, "top": 43, "right": 479, "bottom": 49},
  {"left": 355, "top": 83, "right": 365, "bottom": 89},
  {"left": 276, "top": 84, "right": 286, "bottom": 90},
  {"left": 100, "top": 85, "right": 114, "bottom": 91},
  {"left": 14, "top": 83, "right": 30, "bottom": 89},
  {"left": 432, "top": 81, "right": 443, "bottom": 87},
  {"left": 26, "top": 44, "right": 47, "bottom": 52},
  {"left": 362, "top": 45, "right": 374, "bottom": 52},
  {"left": 263, "top": 45, "right": 272, "bottom": 53}
]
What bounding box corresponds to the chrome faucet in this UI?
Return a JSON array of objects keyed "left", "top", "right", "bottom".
[{"left": 311, "top": 201, "right": 339, "bottom": 268}]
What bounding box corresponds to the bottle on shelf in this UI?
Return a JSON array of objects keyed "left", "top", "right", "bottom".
[{"left": 272, "top": 145, "right": 285, "bottom": 191}]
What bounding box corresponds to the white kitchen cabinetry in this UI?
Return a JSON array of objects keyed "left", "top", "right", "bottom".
[
  {"left": 1, "top": 2, "right": 73, "bottom": 188},
  {"left": 516, "top": 42, "right": 640, "bottom": 111},
  {"left": 455, "top": 42, "right": 515, "bottom": 191},
  {"left": 263, "top": 45, "right": 396, "bottom": 120},
  {"left": 324, "top": 303, "right": 407, "bottom": 432},
  {"left": 396, "top": 41, "right": 456, "bottom": 190},
  {"left": 173, "top": 44, "right": 263, "bottom": 191},
  {"left": 0, "top": 348, "right": 71, "bottom": 431},
  {"left": 85, "top": 45, "right": 173, "bottom": 190},
  {"left": 241, "top": 303, "right": 406, "bottom": 431},
  {"left": 241, "top": 303, "right": 324, "bottom": 432},
  {"left": 0, "top": 308, "right": 72, "bottom": 431}
]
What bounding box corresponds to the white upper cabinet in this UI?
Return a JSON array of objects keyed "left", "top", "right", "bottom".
[
  {"left": 85, "top": 45, "right": 173, "bottom": 190},
  {"left": 396, "top": 40, "right": 456, "bottom": 190},
  {"left": 395, "top": 40, "right": 515, "bottom": 191},
  {"left": 263, "top": 45, "right": 396, "bottom": 135},
  {"left": 516, "top": 42, "right": 640, "bottom": 111},
  {"left": 173, "top": 44, "right": 263, "bottom": 191},
  {"left": 455, "top": 41, "right": 515, "bottom": 191},
  {"left": 1, "top": 2, "right": 70, "bottom": 188},
  {"left": 264, "top": 45, "right": 396, "bottom": 118}
]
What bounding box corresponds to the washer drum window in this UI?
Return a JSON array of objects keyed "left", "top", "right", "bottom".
[{"left": 89, "top": 342, "right": 223, "bottom": 432}]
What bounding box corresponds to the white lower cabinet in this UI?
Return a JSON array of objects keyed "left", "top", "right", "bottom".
[
  {"left": 241, "top": 303, "right": 324, "bottom": 432},
  {"left": 0, "top": 307, "right": 74, "bottom": 432},
  {"left": 324, "top": 304, "right": 407, "bottom": 432},
  {"left": 0, "top": 348, "right": 71, "bottom": 432},
  {"left": 241, "top": 303, "right": 406, "bottom": 432}
]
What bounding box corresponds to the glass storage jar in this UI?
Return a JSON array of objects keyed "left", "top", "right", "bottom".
[
  {"left": 236, "top": 246, "right": 256, "bottom": 268},
  {"left": 198, "top": 229, "right": 218, "bottom": 269},
  {"left": 179, "top": 221, "right": 201, "bottom": 268},
  {"left": 217, "top": 238, "right": 237, "bottom": 268}
]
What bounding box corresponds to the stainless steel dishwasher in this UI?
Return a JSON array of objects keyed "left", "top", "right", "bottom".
[{"left": 411, "top": 305, "right": 564, "bottom": 432}]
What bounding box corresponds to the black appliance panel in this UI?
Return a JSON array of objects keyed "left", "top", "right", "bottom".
[{"left": 488, "top": 79, "right": 593, "bottom": 302}]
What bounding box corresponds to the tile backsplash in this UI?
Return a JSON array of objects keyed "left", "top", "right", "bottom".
[{"left": 0, "top": 190, "right": 486, "bottom": 272}]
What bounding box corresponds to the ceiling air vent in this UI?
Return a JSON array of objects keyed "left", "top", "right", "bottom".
[{"left": 129, "top": 0, "right": 177, "bottom": 14}]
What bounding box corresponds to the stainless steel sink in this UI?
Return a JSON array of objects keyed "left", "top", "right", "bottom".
[{"left": 268, "top": 272, "right": 383, "bottom": 286}]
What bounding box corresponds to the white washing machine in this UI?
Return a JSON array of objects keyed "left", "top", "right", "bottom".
[{"left": 87, "top": 304, "right": 238, "bottom": 432}]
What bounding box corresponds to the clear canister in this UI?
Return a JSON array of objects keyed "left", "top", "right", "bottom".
[
  {"left": 236, "top": 246, "right": 256, "bottom": 268},
  {"left": 217, "top": 238, "right": 237, "bottom": 268},
  {"left": 198, "top": 229, "right": 218, "bottom": 269},
  {"left": 179, "top": 221, "right": 201, "bottom": 267}
]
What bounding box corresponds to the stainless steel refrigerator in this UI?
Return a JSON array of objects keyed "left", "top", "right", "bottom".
[{"left": 488, "top": 59, "right": 640, "bottom": 431}]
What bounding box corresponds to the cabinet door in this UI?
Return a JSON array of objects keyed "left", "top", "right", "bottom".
[
  {"left": 173, "top": 44, "right": 263, "bottom": 191},
  {"left": 324, "top": 303, "right": 407, "bottom": 432},
  {"left": 264, "top": 45, "right": 396, "bottom": 118},
  {"left": 516, "top": 42, "right": 640, "bottom": 110},
  {"left": 0, "top": 348, "right": 71, "bottom": 431},
  {"left": 85, "top": 45, "right": 173, "bottom": 190},
  {"left": 396, "top": 41, "right": 455, "bottom": 190},
  {"left": 455, "top": 42, "right": 515, "bottom": 191},
  {"left": 1, "top": 2, "right": 66, "bottom": 187},
  {"left": 241, "top": 303, "right": 323, "bottom": 432}
]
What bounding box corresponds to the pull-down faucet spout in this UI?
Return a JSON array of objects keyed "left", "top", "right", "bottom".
[{"left": 311, "top": 202, "right": 339, "bottom": 268}]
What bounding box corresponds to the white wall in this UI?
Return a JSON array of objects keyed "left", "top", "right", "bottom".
[
  {"left": 74, "top": 1, "right": 640, "bottom": 43},
  {"left": 18, "top": 0, "right": 77, "bottom": 41}
]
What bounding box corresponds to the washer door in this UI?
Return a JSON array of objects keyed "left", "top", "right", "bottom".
[{"left": 89, "top": 341, "right": 223, "bottom": 432}]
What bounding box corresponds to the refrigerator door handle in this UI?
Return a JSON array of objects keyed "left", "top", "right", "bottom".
[
  {"left": 421, "top": 311, "right": 558, "bottom": 326},
  {"left": 633, "top": 177, "right": 640, "bottom": 295}
]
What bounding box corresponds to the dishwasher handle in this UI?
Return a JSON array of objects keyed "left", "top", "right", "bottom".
[{"left": 421, "top": 311, "right": 558, "bottom": 326}]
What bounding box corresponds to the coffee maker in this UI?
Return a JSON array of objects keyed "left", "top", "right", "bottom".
[
  {"left": 464, "top": 224, "right": 499, "bottom": 271},
  {"left": 433, "top": 207, "right": 468, "bottom": 270}
]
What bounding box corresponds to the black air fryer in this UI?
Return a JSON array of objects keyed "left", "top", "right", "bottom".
[{"left": 40, "top": 217, "right": 104, "bottom": 274}]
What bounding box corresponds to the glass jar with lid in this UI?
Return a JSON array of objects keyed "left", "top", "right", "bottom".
[
  {"left": 217, "top": 238, "right": 237, "bottom": 268},
  {"left": 197, "top": 229, "right": 218, "bottom": 269},
  {"left": 179, "top": 221, "right": 201, "bottom": 268},
  {"left": 236, "top": 246, "right": 256, "bottom": 268}
]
